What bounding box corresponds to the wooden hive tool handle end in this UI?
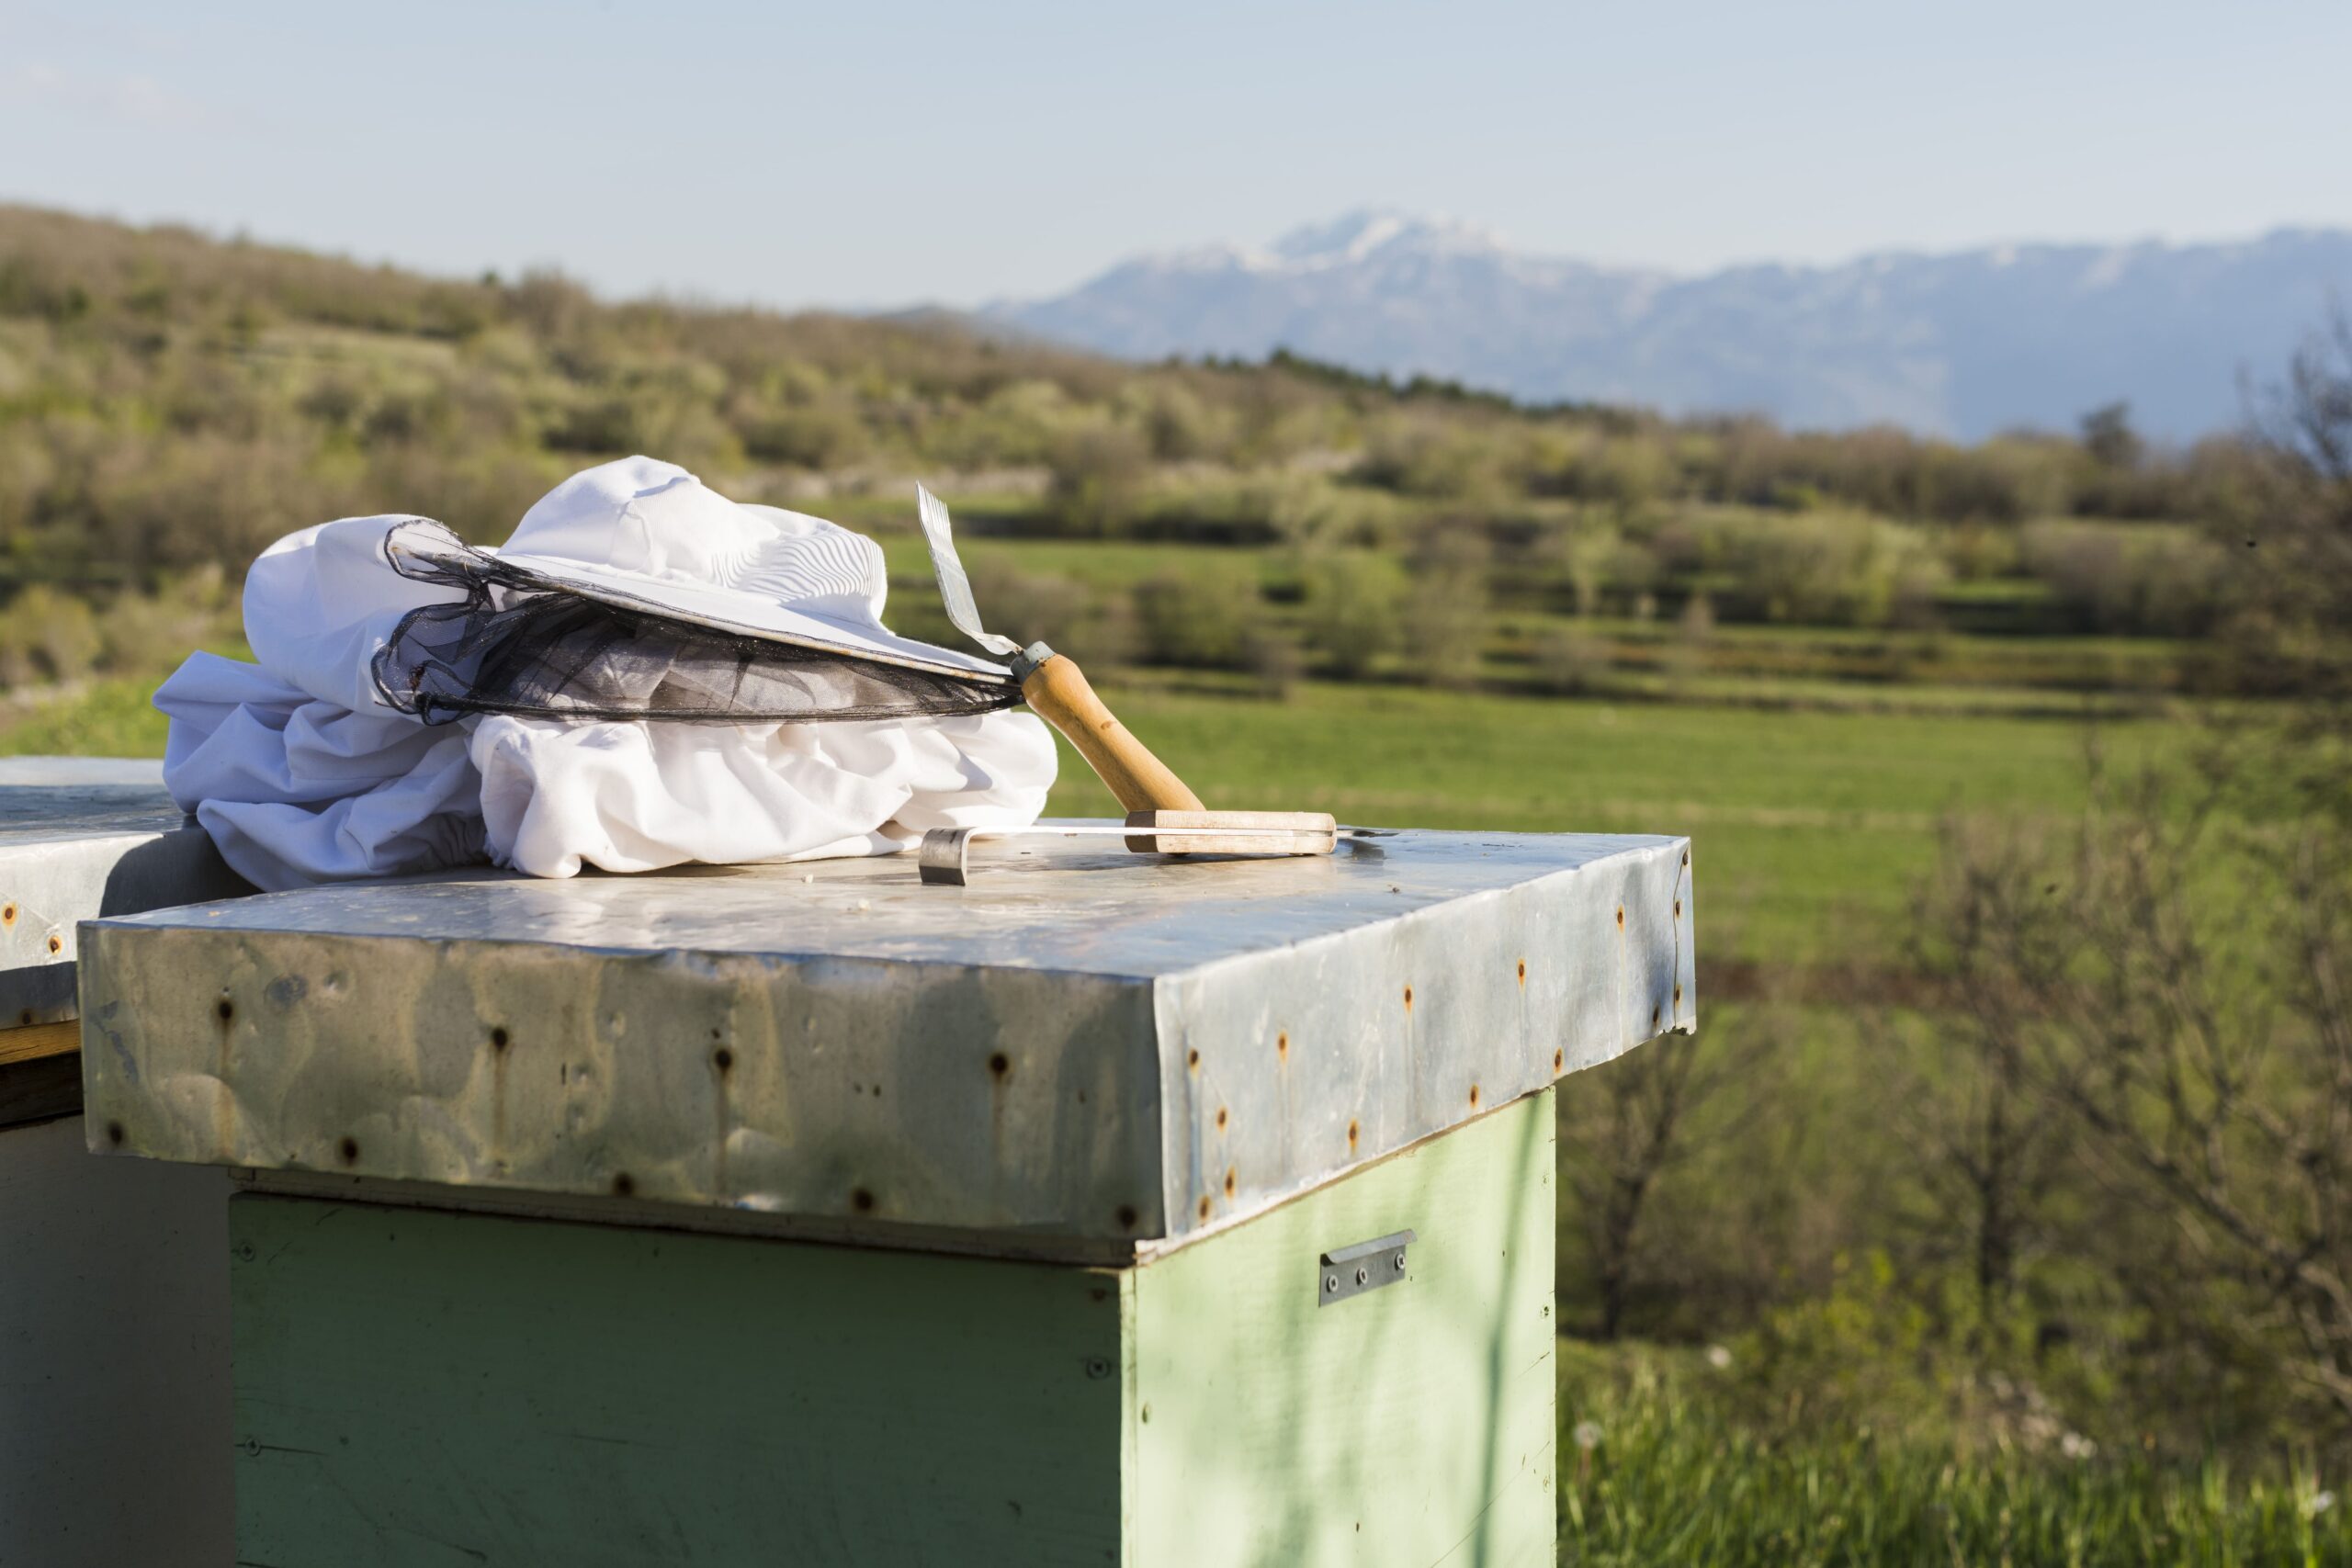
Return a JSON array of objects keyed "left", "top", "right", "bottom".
[{"left": 1015, "top": 645, "right": 1206, "bottom": 815}]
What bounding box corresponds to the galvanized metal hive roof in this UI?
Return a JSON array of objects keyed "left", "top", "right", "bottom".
[
  {"left": 81, "top": 825, "right": 1695, "bottom": 1259},
  {"left": 0, "top": 758, "right": 250, "bottom": 1029}
]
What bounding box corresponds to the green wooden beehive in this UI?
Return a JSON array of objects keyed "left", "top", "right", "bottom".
[{"left": 82, "top": 827, "right": 1693, "bottom": 1565}]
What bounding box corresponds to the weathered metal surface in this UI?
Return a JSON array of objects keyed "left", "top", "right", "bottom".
[
  {"left": 0, "top": 756, "right": 251, "bottom": 1028},
  {"left": 81, "top": 826, "right": 1694, "bottom": 1253}
]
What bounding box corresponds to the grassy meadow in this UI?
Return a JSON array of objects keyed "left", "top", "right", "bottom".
[
  {"left": 3, "top": 661, "right": 2164, "bottom": 969},
  {"left": 1555, "top": 1343, "right": 2352, "bottom": 1566},
  {"left": 5, "top": 204, "right": 2348, "bottom": 1562},
  {"left": 1035, "top": 676, "right": 2164, "bottom": 965}
]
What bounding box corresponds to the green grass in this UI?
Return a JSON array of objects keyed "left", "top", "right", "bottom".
[
  {"left": 0, "top": 677, "right": 175, "bottom": 758},
  {"left": 1557, "top": 1343, "right": 2350, "bottom": 1566},
  {"left": 1519, "top": 667, "right": 2167, "bottom": 718},
  {"left": 1040, "top": 677, "right": 2174, "bottom": 964},
  {"left": 0, "top": 667, "right": 2183, "bottom": 968},
  {"left": 0, "top": 667, "right": 2177, "bottom": 968}
]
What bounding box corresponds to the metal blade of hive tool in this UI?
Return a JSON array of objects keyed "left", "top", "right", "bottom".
[
  {"left": 917, "top": 485, "right": 1023, "bottom": 658},
  {"left": 918, "top": 823, "right": 1395, "bottom": 886}
]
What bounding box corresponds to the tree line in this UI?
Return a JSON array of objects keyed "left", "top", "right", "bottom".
[{"left": 0, "top": 203, "right": 2296, "bottom": 698}]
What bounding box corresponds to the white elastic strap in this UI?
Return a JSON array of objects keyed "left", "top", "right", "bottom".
[{"left": 916, "top": 485, "right": 1022, "bottom": 658}]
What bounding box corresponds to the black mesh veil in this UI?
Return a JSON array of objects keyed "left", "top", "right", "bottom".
[{"left": 369, "top": 520, "right": 1019, "bottom": 726}]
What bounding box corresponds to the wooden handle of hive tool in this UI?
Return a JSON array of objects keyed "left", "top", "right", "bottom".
[{"left": 1015, "top": 644, "right": 1205, "bottom": 813}]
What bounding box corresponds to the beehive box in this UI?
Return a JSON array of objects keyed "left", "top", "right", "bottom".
[{"left": 84, "top": 825, "right": 1695, "bottom": 1566}]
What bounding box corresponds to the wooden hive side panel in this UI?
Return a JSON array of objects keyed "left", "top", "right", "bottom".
[
  {"left": 1125, "top": 1088, "right": 1557, "bottom": 1567},
  {"left": 230, "top": 1195, "right": 1129, "bottom": 1566}
]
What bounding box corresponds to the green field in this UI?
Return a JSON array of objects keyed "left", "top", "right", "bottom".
[
  {"left": 0, "top": 677, "right": 188, "bottom": 760},
  {"left": 1037, "top": 676, "right": 2169, "bottom": 965},
  {"left": 1555, "top": 1343, "right": 2351, "bottom": 1567},
  {"left": 5, "top": 671, "right": 2167, "bottom": 971}
]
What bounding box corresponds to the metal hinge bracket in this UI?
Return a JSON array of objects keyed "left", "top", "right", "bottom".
[{"left": 1317, "top": 1228, "right": 1415, "bottom": 1307}]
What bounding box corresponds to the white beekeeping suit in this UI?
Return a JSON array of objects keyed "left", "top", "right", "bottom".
[{"left": 156, "top": 457, "right": 1055, "bottom": 890}]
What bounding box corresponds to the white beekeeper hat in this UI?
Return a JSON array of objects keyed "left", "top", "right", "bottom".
[{"left": 410, "top": 456, "right": 1008, "bottom": 682}]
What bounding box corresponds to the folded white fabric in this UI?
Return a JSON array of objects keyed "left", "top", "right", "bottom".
[
  {"left": 157, "top": 652, "right": 488, "bottom": 886},
  {"left": 157, "top": 458, "right": 1055, "bottom": 891},
  {"left": 471, "top": 711, "right": 1052, "bottom": 879}
]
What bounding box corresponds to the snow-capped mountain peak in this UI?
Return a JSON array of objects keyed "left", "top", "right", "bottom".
[
  {"left": 990, "top": 211, "right": 2352, "bottom": 439},
  {"left": 1265, "top": 209, "right": 1508, "bottom": 269}
]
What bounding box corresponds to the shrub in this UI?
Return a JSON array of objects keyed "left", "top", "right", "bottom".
[
  {"left": 1119, "top": 380, "right": 1231, "bottom": 463},
  {"left": 1937, "top": 521, "right": 2023, "bottom": 582},
  {"left": 1691, "top": 509, "right": 1949, "bottom": 627},
  {"left": 1300, "top": 551, "right": 1403, "bottom": 679},
  {"left": 96, "top": 568, "right": 233, "bottom": 674},
  {"left": 0, "top": 583, "right": 100, "bottom": 687},
  {"left": 1046, "top": 423, "right": 1151, "bottom": 536},
  {"left": 1583, "top": 434, "right": 1674, "bottom": 512},
  {"left": 1400, "top": 525, "right": 1491, "bottom": 687},
  {"left": 1243, "top": 627, "right": 1302, "bottom": 700},
  {"left": 1541, "top": 516, "right": 1662, "bottom": 616},
  {"left": 1354, "top": 414, "right": 1511, "bottom": 502},
  {"left": 738, "top": 403, "right": 869, "bottom": 470},
  {"left": 2019, "top": 520, "right": 2225, "bottom": 636},
  {"left": 1133, "top": 563, "right": 1262, "bottom": 669},
  {"left": 1532, "top": 623, "right": 1611, "bottom": 694}
]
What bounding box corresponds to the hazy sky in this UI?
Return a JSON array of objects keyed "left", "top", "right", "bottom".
[{"left": 6, "top": 0, "right": 2346, "bottom": 310}]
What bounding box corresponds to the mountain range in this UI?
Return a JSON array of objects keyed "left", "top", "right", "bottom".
[{"left": 989, "top": 211, "right": 2352, "bottom": 442}]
